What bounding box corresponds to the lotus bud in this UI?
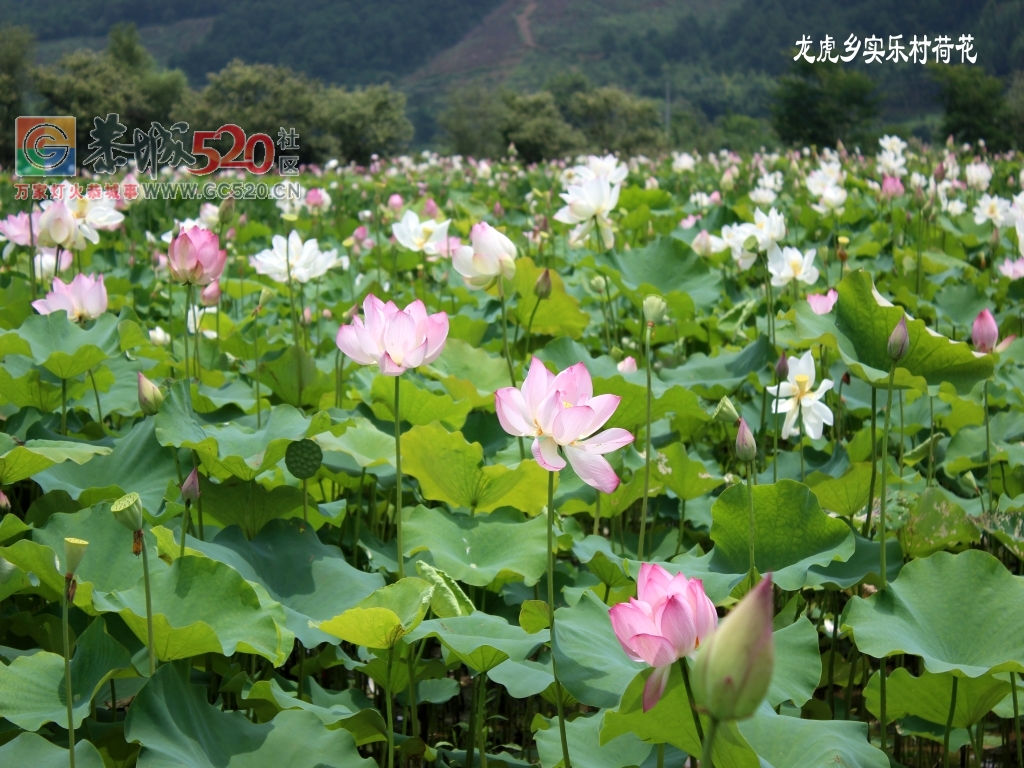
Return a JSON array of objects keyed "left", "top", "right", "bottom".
[
  {"left": 181, "top": 467, "right": 201, "bottom": 505},
  {"left": 257, "top": 288, "right": 274, "bottom": 313},
  {"left": 712, "top": 396, "right": 740, "bottom": 424},
  {"left": 842, "top": 371, "right": 851, "bottom": 385},
  {"left": 735, "top": 418, "right": 757, "bottom": 463},
  {"left": 934, "top": 162, "right": 945, "bottom": 183},
  {"left": 643, "top": 294, "right": 668, "bottom": 325},
  {"left": 590, "top": 275, "right": 606, "bottom": 294},
  {"left": 218, "top": 195, "right": 235, "bottom": 221},
  {"left": 199, "top": 281, "right": 221, "bottom": 307},
  {"left": 63, "top": 537, "right": 89, "bottom": 577},
  {"left": 137, "top": 372, "right": 164, "bottom": 416},
  {"left": 534, "top": 269, "right": 552, "bottom": 300},
  {"left": 111, "top": 492, "right": 145, "bottom": 533},
  {"left": 775, "top": 352, "right": 789, "bottom": 381},
  {"left": 887, "top": 315, "right": 910, "bottom": 362},
  {"left": 387, "top": 193, "right": 404, "bottom": 211},
  {"left": 170, "top": 222, "right": 180, "bottom": 240},
  {"left": 972, "top": 309, "right": 999, "bottom": 354},
  {"left": 692, "top": 574, "right": 775, "bottom": 722},
  {"left": 836, "top": 236, "right": 849, "bottom": 264},
  {"left": 742, "top": 235, "right": 759, "bottom": 252},
  {"left": 0, "top": 490, "right": 8, "bottom": 511}
]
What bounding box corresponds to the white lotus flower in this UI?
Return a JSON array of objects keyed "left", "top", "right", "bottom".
[
  {"left": 965, "top": 162, "right": 992, "bottom": 191},
  {"left": 768, "top": 350, "right": 833, "bottom": 440},
  {"left": 554, "top": 175, "right": 620, "bottom": 249},
  {"left": 768, "top": 246, "right": 819, "bottom": 287},
  {"left": 750, "top": 207, "right": 786, "bottom": 252},
  {"left": 575, "top": 154, "right": 628, "bottom": 185},
  {"left": 973, "top": 194, "right": 1011, "bottom": 228},
  {"left": 392, "top": 210, "right": 451, "bottom": 256},
  {"left": 720, "top": 224, "right": 757, "bottom": 271},
  {"left": 672, "top": 152, "right": 696, "bottom": 173},
  {"left": 250, "top": 230, "right": 345, "bottom": 284},
  {"left": 42, "top": 181, "right": 124, "bottom": 246},
  {"left": 811, "top": 185, "right": 848, "bottom": 215},
  {"left": 878, "top": 135, "right": 907, "bottom": 155}
]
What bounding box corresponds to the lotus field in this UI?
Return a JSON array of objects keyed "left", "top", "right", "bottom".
[{"left": 3, "top": 139, "right": 1024, "bottom": 768}]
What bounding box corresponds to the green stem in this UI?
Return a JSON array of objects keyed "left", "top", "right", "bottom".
[
  {"left": 61, "top": 378, "right": 68, "bottom": 436},
  {"left": 879, "top": 658, "right": 888, "bottom": 754},
  {"left": 193, "top": 450, "right": 205, "bottom": 541},
  {"left": 702, "top": 717, "right": 720, "bottom": 768},
  {"left": 656, "top": 743, "right": 664, "bottom": 768},
  {"left": 827, "top": 591, "right": 839, "bottom": 717},
  {"left": 844, "top": 647, "right": 859, "bottom": 720},
  {"left": 183, "top": 285, "right": 190, "bottom": 382},
  {"left": 141, "top": 537, "right": 156, "bottom": 676},
  {"left": 406, "top": 645, "right": 420, "bottom": 741},
  {"left": 385, "top": 645, "right": 395, "bottom": 768},
  {"left": 190, "top": 285, "right": 203, "bottom": 384},
  {"left": 523, "top": 296, "right": 541, "bottom": 360},
  {"left": 88, "top": 370, "right": 103, "bottom": 426},
  {"left": 798, "top": 417, "right": 805, "bottom": 482},
  {"left": 253, "top": 320, "right": 262, "bottom": 429},
  {"left": 880, "top": 366, "right": 895, "bottom": 590},
  {"left": 773, "top": 371, "right": 780, "bottom": 483},
  {"left": 639, "top": 323, "right": 653, "bottom": 561},
  {"left": 63, "top": 580, "right": 76, "bottom": 768},
  {"left": 283, "top": 247, "right": 303, "bottom": 406},
  {"left": 746, "top": 462, "right": 755, "bottom": 574},
  {"left": 547, "top": 471, "right": 572, "bottom": 768},
  {"left": 943, "top": 675, "right": 958, "bottom": 768},
  {"left": 1012, "top": 671, "right": 1022, "bottom": 768},
  {"left": 301, "top": 478, "right": 308, "bottom": 524},
  {"left": 680, "top": 657, "right": 705, "bottom": 742},
  {"left": 180, "top": 502, "right": 190, "bottom": 559},
  {"left": 395, "top": 375, "right": 404, "bottom": 579},
  {"left": 928, "top": 395, "right": 936, "bottom": 487},
  {"left": 863, "top": 387, "right": 878, "bottom": 537},
  {"left": 497, "top": 281, "right": 525, "bottom": 462},
  {"left": 465, "top": 672, "right": 478, "bottom": 768},
  {"left": 297, "top": 643, "right": 305, "bottom": 702},
  {"left": 985, "top": 381, "right": 993, "bottom": 513},
  {"left": 477, "top": 671, "right": 489, "bottom": 768}
]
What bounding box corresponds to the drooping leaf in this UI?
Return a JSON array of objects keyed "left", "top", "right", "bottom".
[
  {"left": 405, "top": 613, "right": 548, "bottom": 673},
  {"left": 863, "top": 667, "right": 1009, "bottom": 728},
  {"left": 313, "top": 577, "right": 433, "bottom": 649},
  {"left": 0, "top": 733, "right": 106, "bottom": 768}
]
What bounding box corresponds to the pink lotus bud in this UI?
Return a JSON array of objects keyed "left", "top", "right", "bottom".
[
  {"left": 692, "top": 574, "right": 774, "bottom": 721},
  {"left": 735, "top": 418, "right": 757, "bottom": 463},
  {"left": 888, "top": 316, "right": 910, "bottom": 361},
  {"left": 353, "top": 225, "right": 369, "bottom": 242},
  {"left": 199, "top": 281, "right": 221, "bottom": 307},
  {"left": 534, "top": 269, "right": 552, "bottom": 299},
  {"left": 181, "top": 467, "right": 201, "bottom": 505},
  {"left": 306, "top": 188, "right": 325, "bottom": 208},
  {"left": 322, "top": 308, "right": 333, "bottom": 319},
  {"left": 617, "top": 356, "right": 638, "bottom": 373},
  {"left": 168, "top": 227, "right": 226, "bottom": 286},
  {"left": 388, "top": 194, "right": 404, "bottom": 211},
  {"left": 137, "top": 372, "right": 164, "bottom": 416},
  {"left": 0, "top": 490, "right": 9, "bottom": 511},
  {"left": 709, "top": 191, "right": 722, "bottom": 204},
  {"left": 493, "top": 201, "right": 505, "bottom": 218},
  {"left": 973, "top": 309, "right": 999, "bottom": 354},
  {"left": 881, "top": 175, "right": 904, "bottom": 199},
  {"left": 423, "top": 198, "right": 440, "bottom": 218},
  {"left": 302, "top": 306, "right": 313, "bottom": 326}
]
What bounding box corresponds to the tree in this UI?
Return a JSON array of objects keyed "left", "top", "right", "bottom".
[
  {"left": 438, "top": 83, "right": 505, "bottom": 158},
  {"left": 313, "top": 84, "right": 414, "bottom": 164},
  {"left": 566, "top": 86, "right": 664, "bottom": 155},
  {"left": 496, "top": 91, "right": 583, "bottom": 164},
  {"left": 0, "top": 24, "right": 34, "bottom": 166},
  {"left": 33, "top": 24, "right": 187, "bottom": 154},
  {"left": 771, "top": 59, "right": 879, "bottom": 148},
  {"left": 930, "top": 64, "right": 1010, "bottom": 149}
]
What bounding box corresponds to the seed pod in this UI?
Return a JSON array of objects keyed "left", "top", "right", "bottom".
[
  {"left": 285, "top": 439, "right": 324, "bottom": 480},
  {"left": 111, "top": 491, "right": 145, "bottom": 533}
]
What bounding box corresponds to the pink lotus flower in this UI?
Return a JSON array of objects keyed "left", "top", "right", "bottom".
[
  {"left": 168, "top": 227, "right": 226, "bottom": 286},
  {"left": 973, "top": 309, "right": 999, "bottom": 353},
  {"left": 679, "top": 214, "right": 701, "bottom": 229},
  {"left": 609, "top": 562, "right": 718, "bottom": 712},
  {"left": 494, "top": 357, "right": 634, "bottom": 492},
  {"left": 1000, "top": 257, "right": 1024, "bottom": 280},
  {"left": 32, "top": 274, "right": 108, "bottom": 322},
  {"left": 807, "top": 288, "right": 838, "bottom": 314},
  {"left": 423, "top": 198, "right": 440, "bottom": 218},
  {"left": 617, "top": 356, "right": 637, "bottom": 373},
  {"left": 335, "top": 294, "right": 448, "bottom": 376},
  {"left": 881, "top": 175, "right": 905, "bottom": 199},
  {"left": 0, "top": 211, "right": 41, "bottom": 246},
  {"left": 388, "top": 194, "right": 404, "bottom": 211},
  {"left": 199, "top": 282, "right": 221, "bottom": 307},
  {"left": 452, "top": 222, "right": 517, "bottom": 287}
]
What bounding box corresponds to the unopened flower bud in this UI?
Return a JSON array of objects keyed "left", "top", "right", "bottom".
[
  {"left": 181, "top": 467, "right": 201, "bottom": 505},
  {"left": 111, "top": 492, "right": 144, "bottom": 533},
  {"left": 643, "top": 294, "right": 668, "bottom": 325},
  {"left": 534, "top": 269, "right": 552, "bottom": 300},
  {"left": 137, "top": 372, "right": 164, "bottom": 416},
  {"left": 887, "top": 315, "right": 910, "bottom": 362},
  {"left": 63, "top": 537, "right": 89, "bottom": 577},
  {"left": 617, "top": 356, "right": 638, "bottom": 373},
  {"left": 742, "top": 235, "right": 759, "bottom": 252},
  {"left": 693, "top": 574, "right": 775, "bottom": 722},
  {"left": 200, "top": 281, "right": 221, "bottom": 307},
  {"left": 257, "top": 288, "right": 274, "bottom": 313},
  {"left": 712, "top": 396, "right": 740, "bottom": 424},
  {"left": 218, "top": 196, "right": 235, "bottom": 221},
  {"left": 972, "top": 308, "right": 999, "bottom": 354},
  {"left": 836, "top": 236, "right": 849, "bottom": 263},
  {"left": 590, "top": 275, "right": 607, "bottom": 294},
  {"left": 388, "top": 193, "right": 404, "bottom": 211},
  {"left": 775, "top": 352, "right": 789, "bottom": 381},
  {"left": 735, "top": 418, "right": 757, "bottom": 463},
  {"left": 934, "top": 163, "right": 945, "bottom": 183},
  {"left": 0, "top": 490, "right": 9, "bottom": 511}
]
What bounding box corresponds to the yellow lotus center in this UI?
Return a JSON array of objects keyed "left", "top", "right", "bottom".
[
  {"left": 789, "top": 257, "right": 803, "bottom": 275},
  {"left": 794, "top": 374, "right": 811, "bottom": 396}
]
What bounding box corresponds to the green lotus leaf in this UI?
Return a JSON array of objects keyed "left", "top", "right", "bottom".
[
  {"left": 488, "top": 657, "right": 555, "bottom": 699},
  {"left": 422, "top": 338, "right": 510, "bottom": 410},
  {"left": 156, "top": 517, "right": 382, "bottom": 647},
  {"left": 0, "top": 434, "right": 111, "bottom": 486},
  {"left": 863, "top": 667, "right": 1009, "bottom": 728},
  {"left": 401, "top": 423, "right": 550, "bottom": 515},
  {"left": 768, "top": 617, "right": 821, "bottom": 708},
  {"left": 510, "top": 255, "right": 590, "bottom": 339},
  {"left": 803, "top": 531, "right": 903, "bottom": 589},
  {"left": 368, "top": 372, "right": 471, "bottom": 429},
  {"left": 709, "top": 479, "right": 855, "bottom": 590},
  {"left": 257, "top": 344, "right": 333, "bottom": 408},
  {"left": 795, "top": 270, "right": 992, "bottom": 394},
  {"left": 735, "top": 707, "right": 889, "bottom": 768},
  {"left": 0, "top": 732, "right": 105, "bottom": 768},
  {"left": 405, "top": 613, "right": 548, "bottom": 673},
  {"left": 404, "top": 505, "right": 548, "bottom": 587},
  {"left": 660, "top": 335, "right": 774, "bottom": 400},
  {"left": 415, "top": 561, "right": 475, "bottom": 618},
  {"left": 6, "top": 311, "right": 120, "bottom": 380},
  {"left": 537, "top": 711, "right": 653, "bottom": 768},
  {"left": 842, "top": 549, "right": 1024, "bottom": 677},
  {"left": 124, "top": 664, "right": 375, "bottom": 768},
  {"left": 0, "top": 617, "right": 132, "bottom": 730},
  {"left": 313, "top": 577, "right": 433, "bottom": 649},
  {"left": 899, "top": 486, "right": 980, "bottom": 557}
]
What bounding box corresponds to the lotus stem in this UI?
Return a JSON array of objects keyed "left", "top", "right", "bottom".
[
  {"left": 497, "top": 280, "right": 525, "bottom": 461},
  {"left": 1012, "top": 671, "right": 1022, "bottom": 768},
  {"left": 680, "top": 657, "right": 705, "bottom": 742},
  {"left": 879, "top": 366, "right": 895, "bottom": 588},
  {"left": 88, "top": 369, "right": 103, "bottom": 426},
  {"left": 183, "top": 285, "right": 190, "bottom": 382},
  {"left": 639, "top": 323, "right": 653, "bottom": 561},
  {"left": 827, "top": 590, "right": 839, "bottom": 717},
  {"left": 985, "top": 381, "right": 993, "bottom": 514},
  {"left": 943, "top": 675, "right": 958, "bottom": 768},
  {"left": 863, "top": 387, "right": 878, "bottom": 537},
  {"left": 385, "top": 644, "right": 395, "bottom": 768},
  {"left": 253, "top": 320, "right": 262, "bottom": 429},
  {"left": 746, "top": 462, "right": 755, "bottom": 575},
  {"left": 61, "top": 378, "right": 68, "bottom": 436},
  {"left": 180, "top": 501, "right": 190, "bottom": 559},
  {"left": 546, "top": 470, "right": 572, "bottom": 768},
  {"left": 406, "top": 644, "right": 419, "bottom": 741},
  {"left": 477, "top": 671, "right": 489, "bottom": 768},
  {"left": 701, "top": 716, "right": 720, "bottom": 768},
  {"left": 395, "top": 374, "right": 404, "bottom": 579},
  {"left": 465, "top": 672, "right": 478, "bottom": 768},
  {"left": 62, "top": 579, "right": 75, "bottom": 768},
  {"left": 140, "top": 536, "right": 155, "bottom": 675}
]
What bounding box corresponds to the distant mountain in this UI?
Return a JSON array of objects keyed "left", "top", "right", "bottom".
[{"left": 6, "top": 0, "right": 1023, "bottom": 144}]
